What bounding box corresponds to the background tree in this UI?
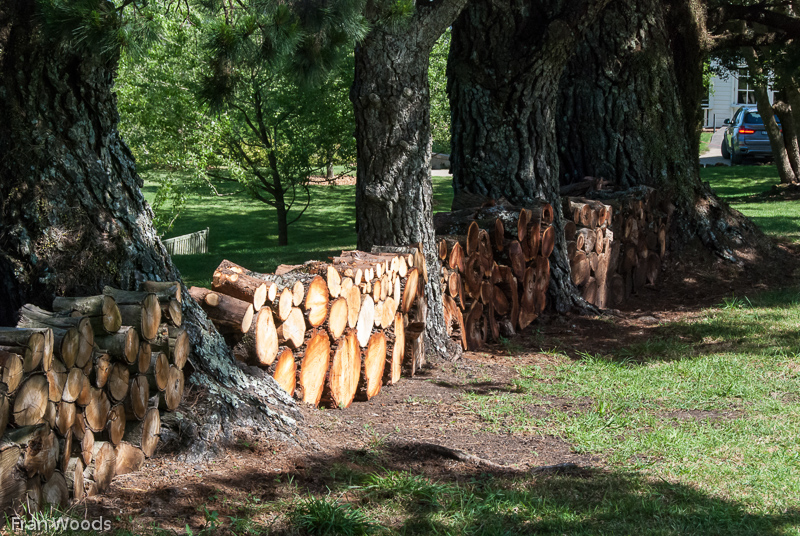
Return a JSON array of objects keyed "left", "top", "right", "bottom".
[
  {"left": 351, "top": 0, "right": 468, "bottom": 356},
  {"left": 447, "top": 0, "right": 612, "bottom": 313},
  {"left": 706, "top": 0, "right": 800, "bottom": 184},
  {"left": 117, "top": 3, "right": 360, "bottom": 243}
]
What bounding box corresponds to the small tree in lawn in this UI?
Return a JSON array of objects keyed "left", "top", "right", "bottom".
[{"left": 197, "top": 1, "right": 363, "bottom": 246}]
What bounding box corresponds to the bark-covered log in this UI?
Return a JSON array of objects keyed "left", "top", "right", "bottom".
[
  {"left": 0, "top": 351, "right": 24, "bottom": 394},
  {"left": 232, "top": 306, "right": 279, "bottom": 368},
  {"left": 52, "top": 295, "right": 122, "bottom": 334},
  {"left": 212, "top": 260, "right": 269, "bottom": 309},
  {"left": 0, "top": 326, "right": 52, "bottom": 373},
  {"left": 1, "top": 424, "right": 58, "bottom": 479}
]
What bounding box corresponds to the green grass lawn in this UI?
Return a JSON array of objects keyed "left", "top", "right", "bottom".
[
  {"left": 699, "top": 131, "right": 713, "bottom": 154},
  {"left": 143, "top": 172, "right": 455, "bottom": 287},
  {"left": 701, "top": 165, "right": 800, "bottom": 244}
]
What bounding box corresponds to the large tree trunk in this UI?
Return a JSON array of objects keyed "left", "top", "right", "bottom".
[
  {"left": 448, "top": 0, "right": 610, "bottom": 313},
  {"left": 556, "top": 0, "right": 766, "bottom": 262},
  {"left": 352, "top": 0, "right": 467, "bottom": 357},
  {"left": 0, "top": 3, "right": 301, "bottom": 459}
]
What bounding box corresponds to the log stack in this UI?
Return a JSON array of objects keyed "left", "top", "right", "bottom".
[
  {"left": 563, "top": 186, "right": 671, "bottom": 307},
  {"left": 0, "top": 282, "right": 186, "bottom": 514},
  {"left": 195, "top": 254, "right": 428, "bottom": 409},
  {"left": 433, "top": 201, "right": 555, "bottom": 351}
]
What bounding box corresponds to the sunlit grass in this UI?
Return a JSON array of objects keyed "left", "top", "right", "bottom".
[{"left": 142, "top": 172, "right": 454, "bottom": 286}]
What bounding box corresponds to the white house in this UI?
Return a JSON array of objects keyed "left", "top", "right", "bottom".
[{"left": 703, "top": 68, "right": 777, "bottom": 128}]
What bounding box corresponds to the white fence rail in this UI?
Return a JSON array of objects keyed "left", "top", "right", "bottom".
[{"left": 163, "top": 228, "right": 209, "bottom": 256}]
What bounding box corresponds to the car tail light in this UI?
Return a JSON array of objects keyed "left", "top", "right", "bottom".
[{"left": 739, "top": 128, "right": 756, "bottom": 134}]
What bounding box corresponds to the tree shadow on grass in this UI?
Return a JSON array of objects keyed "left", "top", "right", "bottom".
[{"left": 98, "top": 440, "right": 800, "bottom": 536}]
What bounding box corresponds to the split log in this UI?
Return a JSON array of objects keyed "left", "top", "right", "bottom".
[
  {"left": 42, "top": 472, "right": 69, "bottom": 508},
  {"left": 55, "top": 401, "right": 76, "bottom": 436},
  {"left": 385, "top": 313, "right": 405, "bottom": 385},
  {"left": 114, "top": 442, "right": 145, "bottom": 476},
  {"left": 126, "top": 374, "right": 150, "bottom": 421},
  {"left": 328, "top": 298, "right": 348, "bottom": 340},
  {"left": 162, "top": 298, "right": 183, "bottom": 327},
  {"left": 233, "top": 306, "right": 278, "bottom": 368},
  {"left": 322, "top": 330, "right": 360, "bottom": 409},
  {"left": 326, "top": 266, "right": 342, "bottom": 299},
  {"left": 125, "top": 407, "right": 160, "bottom": 457},
  {"left": 84, "top": 441, "right": 116, "bottom": 496},
  {"left": 276, "top": 307, "right": 306, "bottom": 350},
  {"left": 345, "top": 285, "right": 362, "bottom": 329},
  {"left": 0, "top": 445, "right": 27, "bottom": 512},
  {"left": 46, "top": 360, "right": 67, "bottom": 402},
  {"left": 78, "top": 421, "right": 93, "bottom": 465},
  {"left": 135, "top": 341, "right": 152, "bottom": 375},
  {"left": 401, "top": 268, "right": 420, "bottom": 313},
  {"left": 298, "top": 330, "right": 331, "bottom": 406},
  {"left": 146, "top": 352, "right": 170, "bottom": 393},
  {"left": 91, "top": 352, "right": 113, "bottom": 390},
  {"left": 357, "top": 332, "right": 386, "bottom": 401},
  {"left": 356, "top": 295, "right": 376, "bottom": 348},
  {"left": 62, "top": 368, "right": 87, "bottom": 404},
  {"left": 278, "top": 288, "right": 293, "bottom": 322},
  {"left": 13, "top": 375, "right": 49, "bottom": 426},
  {"left": 94, "top": 326, "right": 139, "bottom": 366},
  {"left": 304, "top": 276, "right": 330, "bottom": 328},
  {"left": 0, "top": 326, "right": 52, "bottom": 373},
  {"left": 212, "top": 260, "right": 268, "bottom": 309},
  {"left": 103, "top": 289, "right": 161, "bottom": 342},
  {"left": 52, "top": 295, "right": 122, "bottom": 334},
  {"left": 159, "top": 366, "right": 184, "bottom": 411},
  {"left": 84, "top": 387, "right": 111, "bottom": 433},
  {"left": 1, "top": 424, "right": 58, "bottom": 479},
  {"left": 465, "top": 301, "right": 485, "bottom": 350},
  {"left": 0, "top": 351, "right": 24, "bottom": 393},
  {"left": 272, "top": 348, "right": 296, "bottom": 396},
  {"left": 104, "top": 405, "right": 126, "bottom": 446},
  {"left": 64, "top": 457, "right": 85, "bottom": 501},
  {"left": 188, "top": 286, "right": 254, "bottom": 334},
  {"left": 151, "top": 326, "right": 189, "bottom": 370},
  {"left": 107, "top": 362, "right": 130, "bottom": 402}
]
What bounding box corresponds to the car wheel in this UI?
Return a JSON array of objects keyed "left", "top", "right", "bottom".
[
  {"left": 731, "top": 148, "right": 743, "bottom": 165},
  {"left": 721, "top": 136, "right": 731, "bottom": 159}
]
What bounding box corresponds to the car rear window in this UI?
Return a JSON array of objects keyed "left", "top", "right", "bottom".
[{"left": 744, "top": 112, "right": 764, "bottom": 124}]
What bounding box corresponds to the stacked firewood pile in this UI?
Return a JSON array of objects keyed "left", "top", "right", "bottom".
[
  {"left": 434, "top": 201, "right": 555, "bottom": 351},
  {"left": 193, "top": 252, "right": 428, "bottom": 409},
  {"left": 564, "top": 186, "right": 671, "bottom": 307},
  {"left": 0, "top": 282, "right": 186, "bottom": 513}
]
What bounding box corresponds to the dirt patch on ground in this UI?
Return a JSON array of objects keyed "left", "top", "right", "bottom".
[{"left": 81, "top": 242, "right": 800, "bottom": 533}]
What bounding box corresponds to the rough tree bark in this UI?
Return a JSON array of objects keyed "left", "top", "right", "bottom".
[
  {"left": 556, "top": 0, "right": 767, "bottom": 262},
  {"left": 352, "top": 0, "right": 467, "bottom": 357},
  {"left": 448, "top": 0, "right": 611, "bottom": 313},
  {"left": 0, "top": 2, "right": 301, "bottom": 459}
]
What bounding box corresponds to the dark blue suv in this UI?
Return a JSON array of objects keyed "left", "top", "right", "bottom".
[{"left": 721, "top": 106, "right": 779, "bottom": 164}]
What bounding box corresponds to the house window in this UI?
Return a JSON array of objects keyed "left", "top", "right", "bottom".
[{"left": 736, "top": 69, "right": 756, "bottom": 104}]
